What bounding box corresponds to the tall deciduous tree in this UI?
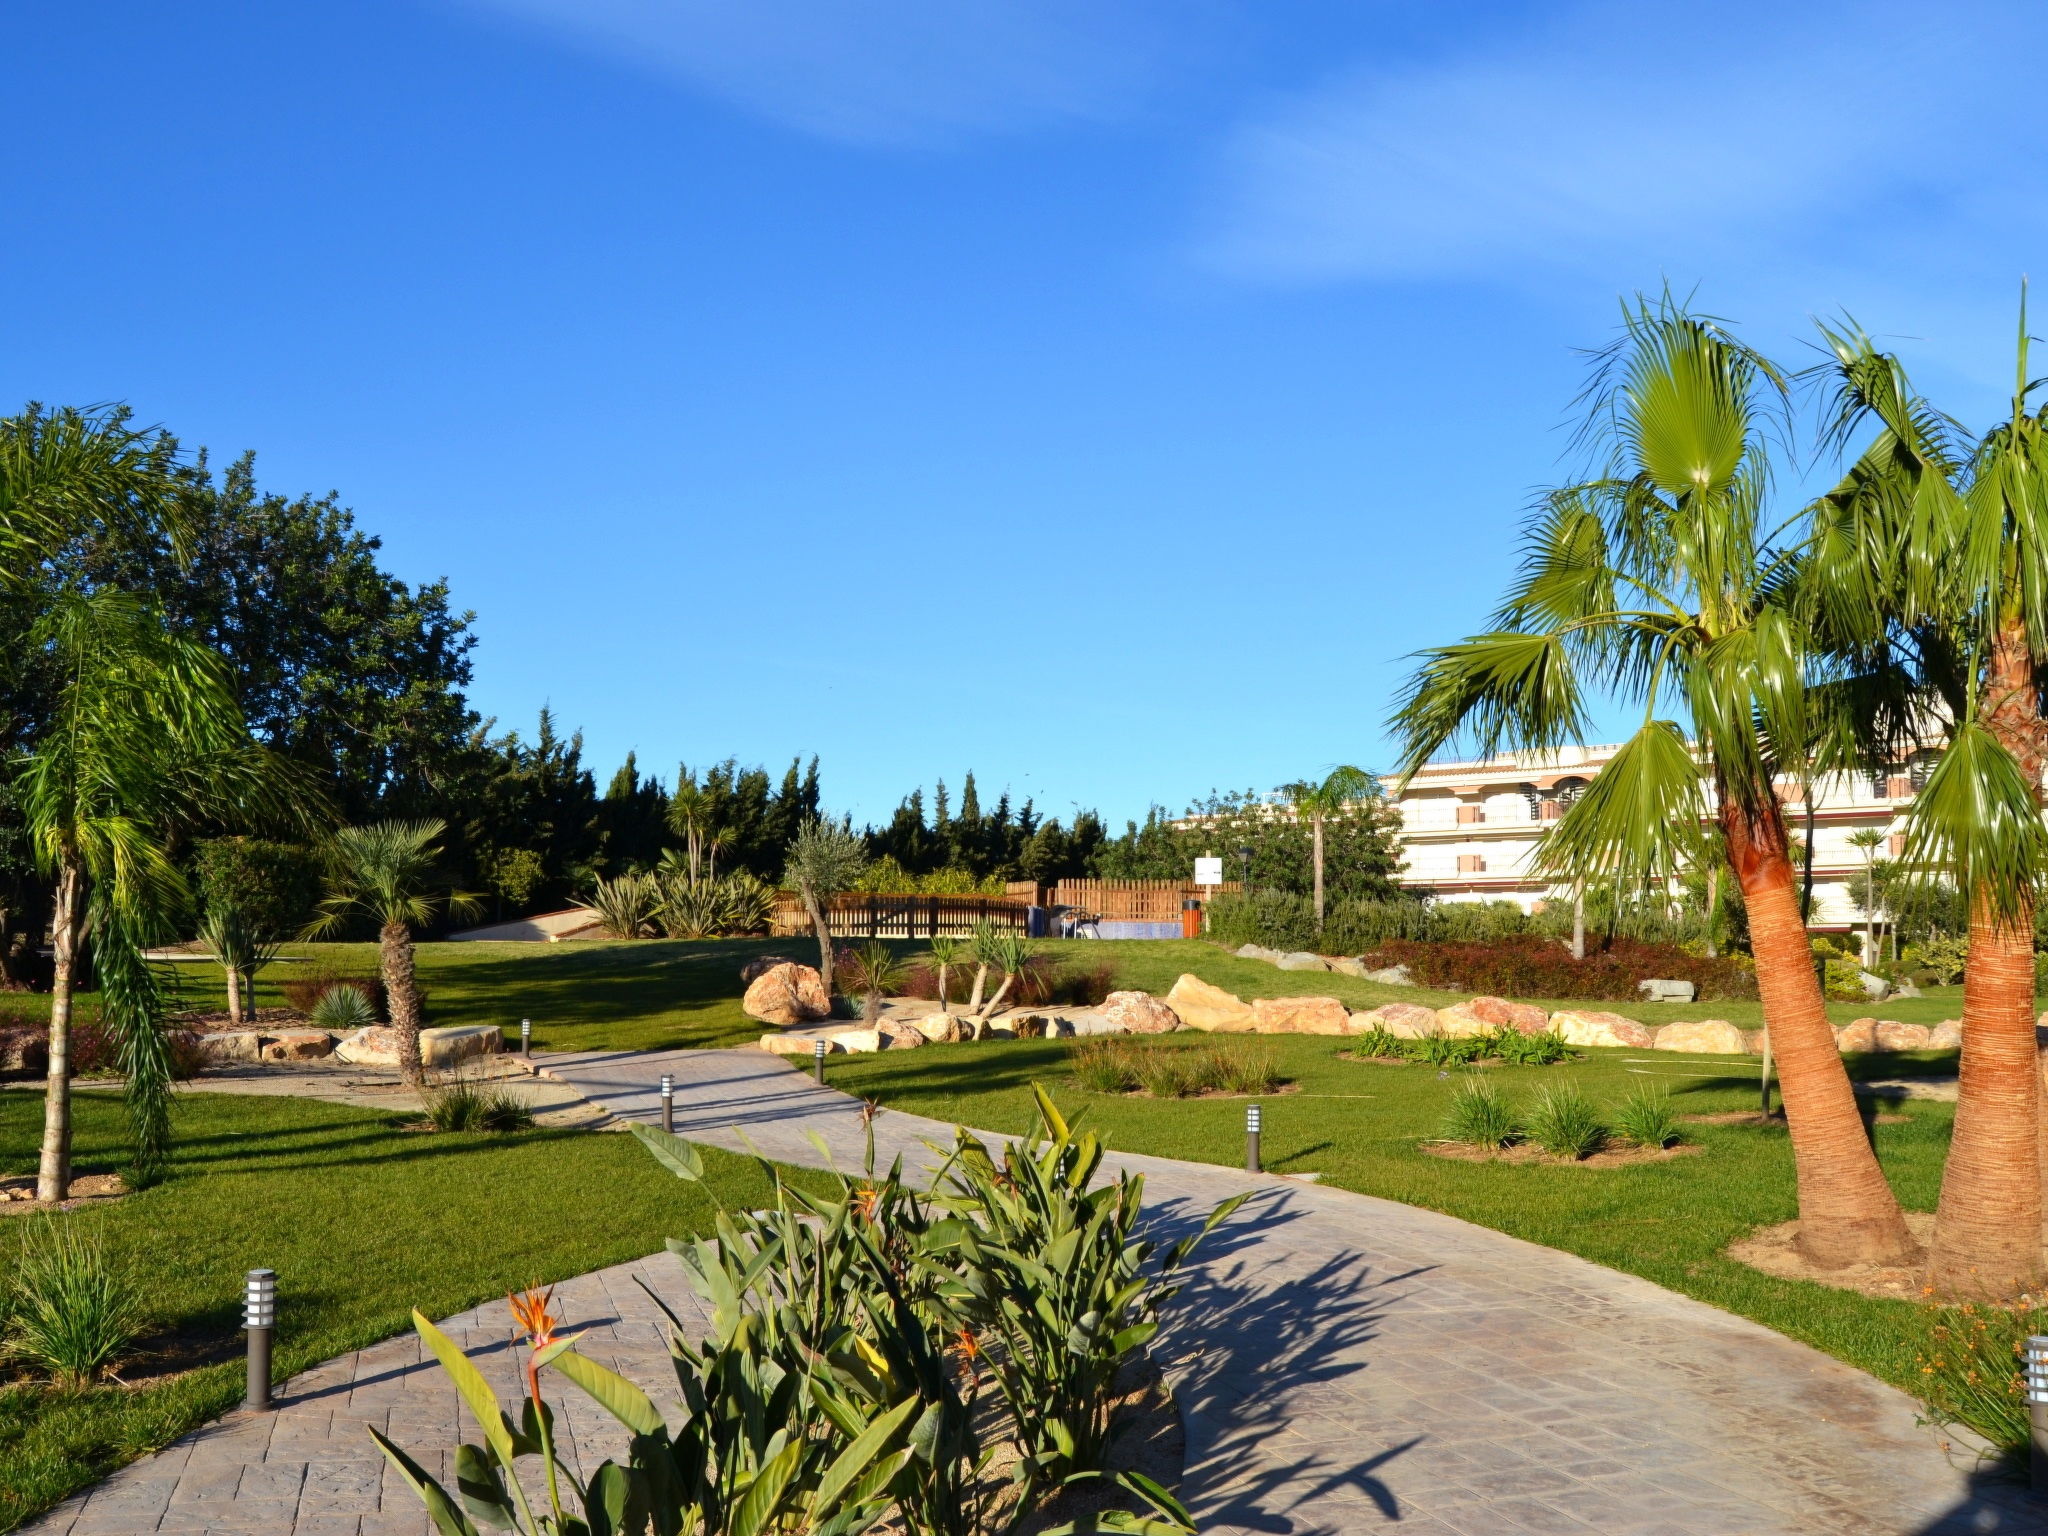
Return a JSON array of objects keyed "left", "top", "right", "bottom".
[
  {"left": 1393, "top": 297, "right": 1918, "bottom": 1270},
  {"left": 304, "top": 821, "right": 481, "bottom": 1086}
]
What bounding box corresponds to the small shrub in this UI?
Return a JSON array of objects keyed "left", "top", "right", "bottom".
[
  {"left": 309, "top": 985, "right": 378, "bottom": 1033},
  {"left": 1415, "top": 1033, "right": 1488, "bottom": 1068},
  {"left": 1441, "top": 1078, "right": 1520, "bottom": 1148},
  {"left": 1917, "top": 1301, "right": 2043, "bottom": 1453},
  {"left": 5, "top": 1217, "right": 142, "bottom": 1388},
  {"left": 1357, "top": 934, "right": 1757, "bottom": 1002},
  {"left": 1352, "top": 1024, "right": 1405, "bottom": 1059},
  {"left": 424, "top": 1075, "right": 535, "bottom": 1132},
  {"left": 1069, "top": 1037, "right": 1140, "bottom": 1093},
  {"left": 67, "top": 1017, "right": 119, "bottom": 1077},
  {"left": 1525, "top": 1084, "right": 1606, "bottom": 1160},
  {"left": 1486, "top": 1027, "right": 1575, "bottom": 1066},
  {"left": 1212, "top": 1039, "right": 1281, "bottom": 1095},
  {"left": 281, "top": 970, "right": 387, "bottom": 1017},
  {"left": 1133, "top": 1048, "right": 1205, "bottom": 1099},
  {"left": 1903, "top": 933, "right": 1970, "bottom": 986},
  {"left": 1612, "top": 1087, "right": 1682, "bottom": 1149}
]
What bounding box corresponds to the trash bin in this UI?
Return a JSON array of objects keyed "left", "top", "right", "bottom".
[
  {"left": 1027, "top": 905, "right": 1049, "bottom": 939},
  {"left": 1181, "top": 898, "right": 1202, "bottom": 939}
]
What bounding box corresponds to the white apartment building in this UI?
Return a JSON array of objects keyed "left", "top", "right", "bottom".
[{"left": 1394, "top": 743, "right": 1934, "bottom": 933}]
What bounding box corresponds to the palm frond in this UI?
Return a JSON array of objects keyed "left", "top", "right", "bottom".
[
  {"left": 1897, "top": 719, "right": 2048, "bottom": 920},
  {"left": 1533, "top": 720, "right": 1705, "bottom": 889},
  {"left": 1391, "top": 631, "right": 1589, "bottom": 781}
]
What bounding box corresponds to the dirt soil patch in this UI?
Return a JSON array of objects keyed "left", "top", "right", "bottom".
[
  {"left": 1010, "top": 1354, "right": 1183, "bottom": 1536},
  {"left": 1424, "top": 1140, "right": 1705, "bottom": 1169},
  {"left": 1727, "top": 1211, "right": 1939, "bottom": 1301},
  {"left": 1684, "top": 1108, "right": 1908, "bottom": 1126},
  {"left": 1123, "top": 1081, "right": 1300, "bottom": 1100},
  {"left": 169, "top": 1007, "right": 310, "bottom": 1030},
  {"left": 0, "top": 1171, "right": 129, "bottom": 1213}
]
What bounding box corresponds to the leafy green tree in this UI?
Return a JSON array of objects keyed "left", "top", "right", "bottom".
[
  {"left": 1392, "top": 297, "right": 1916, "bottom": 1272},
  {"left": 784, "top": 820, "right": 867, "bottom": 996},
  {"left": 305, "top": 821, "right": 482, "bottom": 1085}
]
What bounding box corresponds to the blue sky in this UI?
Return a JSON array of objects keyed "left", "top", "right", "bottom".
[{"left": 8, "top": 1, "right": 2048, "bottom": 829}]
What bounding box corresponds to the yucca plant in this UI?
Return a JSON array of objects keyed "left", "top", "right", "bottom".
[
  {"left": 840, "top": 940, "right": 906, "bottom": 1024},
  {"left": 1612, "top": 1087, "right": 1683, "bottom": 1149},
  {"left": 195, "top": 903, "right": 282, "bottom": 1027},
  {"left": 5, "top": 1216, "right": 141, "bottom": 1389},
  {"left": 1441, "top": 1078, "right": 1520, "bottom": 1149},
  {"left": 1526, "top": 1084, "right": 1607, "bottom": 1160},
  {"left": 308, "top": 984, "right": 377, "bottom": 1033},
  {"left": 585, "top": 871, "right": 661, "bottom": 939},
  {"left": 928, "top": 1088, "right": 1245, "bottom": 1497},
  {"left": 924, "top": 935, "right": 968, "bottom": 1012}
]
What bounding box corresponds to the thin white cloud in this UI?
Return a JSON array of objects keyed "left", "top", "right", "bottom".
[
  {"left": 1198, "top": 0, "right": 2030, "bottom": 286},
  {"left": 459, "top": 0, "right": 1194, "bottom": 146}
]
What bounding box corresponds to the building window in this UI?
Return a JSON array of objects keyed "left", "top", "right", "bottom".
[
  {"left": 1540, "top": 799, "right": 1563, "bottom": 822},
  {"left": 1456, "top": 804, "right": 1485, "bottom": 825},
  {"left": 1457, "top": 854, "right": 1487, "bottom": 873},
  {"left": 1888, "top": 834, "right": 1906, "bottom": 857}
]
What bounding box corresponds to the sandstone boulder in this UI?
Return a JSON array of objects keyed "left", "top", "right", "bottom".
[
  {"left": 1466, "top": 996, "right": 1550, "bottom": 1035},
  {"left": 1100, "top": 991, "right": 1182, "bottom": 1034},
  {"left": 1251, "top": 995, "right": 1350, "bottom": 1035},
  {"left": 1011, "top": 1015, "right": 1051, "bottom": 1039},
  {"left": 1653, "top": 1019, "right": 1748, "bottom": 1054},
  {"left": 1874, "top": 1021, "right": 1931, "bottom": 1052},
  {"left": 876, "top": 1021, "right": 927, "bottom": 1050},
  {"left": 743, "top": 963, "right": 832, "bottom": 1026},
  {"left": 335, "top": 1024, "right": 501, "bottom": 1068},
  {"left": 741, "top": 955, "right": 801, "bottom": 984},
  {"left": 1166, "top": 974, "right": 1256, "bottom": 1032},
  {"left": 1434, "top": 1003, "right": 1491, "bottom": 1038},
  {"left": 261, "top": 1031, "right": 337, "bottom": 1062},
  {"left": 1548, "top": 1010, "right": 1654, "bottom": 1049},
  {"left": 1326, "top": 957, "right": 1370, "bottom": 978},
  {"left": 826, "top": 1027, "right": 884, "bottom": 1054},
  {"left": 195, "top": 1030, "right": 265, "bottom": 1064},
  {"left": 1835, "top": 1018, "right": 1880, "bottom": 1053},
  {"left": 1927, "top": 1019, "right": 1962, "bottom": 1050},
  {"left": 760, "top": 1032, "right": 838, "bottom": 1057},
  {"left": 1235, "top": 945, "right": 1281, "bottom": 962},
  {"left": 1638, "top": 978, "right": 1697, "bottom": 1003},
  {"left": 1352, "top": 1002, "right": 1440, "bottom": 1039},
  {"left": 1276, "top": 952, "right": 1329, "bottom": 972},
  {"left": 1741, "top": 1029, "right": 1767, "bottom": 1055},
  {"left": 1363, "top": 965, "right": 1413, "bottom": 986},
  {"left": 912, "top": 1012, "right": 972, "bottom": 1044}
]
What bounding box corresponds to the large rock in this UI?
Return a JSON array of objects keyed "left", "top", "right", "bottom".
[
  {"left": 1434, "top": 1003, "right": 1491, "bottom": 1038},
  {"left": 1363, "top": 965, "right": 1413, "bottom": 986},
  {"left": 1100, "top": 991, "right": 1182, "bottom": 1034},
  {"left": 334, "top": 1024, "right": 502, "bottom": 1068},
  {"left": 1234, "top": 944, "right": 1281, "bottom": 962},
  {"left": 195, "top": 1030, "right": 266, "bottom": 1064},
  {"left": 1654, "top": 1019, "right": 1748, "bottom": 1055},
  {"left": 261, "top": 1031, "right": 337, "bottom": 1062},
  {"left": 740, "top": 955, "right": 800, "bottom": 984},
  {"left": 1835, "top": 1018, "right": 1880, "bottom": 1053},
  {"left": 1165, "top": 974, "right": 1256, "bottom": 1032},
  {"left": 1856, "top": 969, "right": 1890, "bottom": 1000},
  {"left": 1276, "top": 952, "right": 1329, "bottom": 972},
  {"left": 1874, "top": 1020, "right": 1931, "bottom": 1052},
  {"left": 824, "top": 1027, "right": 884, "bottom": 1054},
  {"left": 743, "top": 963, "right": 832, "bottom": 1026},
  {"left": 1251, "top": 995, "right": 1350, "bottom": 1035},
  {"left": 1466, "top": 996, "right": 1551, "bottom": 1035},
  {"left": 1549, "top": 1010, "right": 1654, "bottom": 1049},
  {"left": 1350, "top": 1002, "right": 1440, "bottom": 1039},
  {"left": 760, "top": 1032, "right": 839, "bottom": 1057},
  {"left": 911, "top": 1012, "right": 972, "bottom": 1044},
  {"left": 875, "top": 1021, "right": 926, "bottom": 1049},
  {"left": 1927, "top": 1019, "right": 1962, "bottom": 1050},
  {"left": 1326, "top": 957, "right": 1370, "bottom": 978}
]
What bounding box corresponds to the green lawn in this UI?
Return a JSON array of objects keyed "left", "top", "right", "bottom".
[
  {"left": 0, "top": 1087, "right": 818, "bottom": 1532},
  {"left": 827, "top": 1032, "right": 1963, "bottom": 1416}
]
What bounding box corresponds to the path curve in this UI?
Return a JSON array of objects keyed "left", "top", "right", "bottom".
[{"left": 31, "top": 1048, "right": 2044, "bottom": 1536}]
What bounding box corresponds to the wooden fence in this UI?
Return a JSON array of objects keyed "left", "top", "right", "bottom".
[
  {"left": 770, "top": 892, "right": 1029, "bottom": 940},
  {"left": 1039, "top": 879, "right": 1241, "bottom": 922}
]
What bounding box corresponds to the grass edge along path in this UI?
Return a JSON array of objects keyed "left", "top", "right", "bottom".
[
  {"left": 824, "top": 1031, "right": 1978, "bottom": 1439},
  {"left": 0, "top": 1087, "right": 823, "bottom": 1533}
]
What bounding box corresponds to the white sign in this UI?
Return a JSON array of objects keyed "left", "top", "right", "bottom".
[{"left": 1193, "top": 856, "right": 1224, "bottom": 887}]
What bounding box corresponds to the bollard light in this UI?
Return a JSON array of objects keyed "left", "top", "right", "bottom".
[
  {"left": 520, "top": 1018, "right": 532, "bottom": 1057},
  {"left": 244, "top": 1269, "right": 276, "bottom": 1412},
  {"left": 2027, "top": 1334, "right": 2048, "bottom": 1490},
  {"left": 660, "top": 1072, "right": 675, "bottom": 1135},
  {"left": 813, "top": 1038, "right": 828, "bottom": 1085},
  {"left": 1245, "top": 1103, "right": 1263, "bottom": 1175}
]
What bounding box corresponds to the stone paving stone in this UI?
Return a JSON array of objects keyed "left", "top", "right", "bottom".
[{"left": 26, "top": 1045, "right": 2048, "bottom": 1535}]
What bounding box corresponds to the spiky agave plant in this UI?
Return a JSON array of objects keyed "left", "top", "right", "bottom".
[{"left": 585, "top": 871, "right": 660, "bottom": 939}]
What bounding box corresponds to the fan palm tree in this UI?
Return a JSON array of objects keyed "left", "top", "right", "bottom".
[
  {"left": 1798, "top": 311, "right": 2048, "bottom": 1295},
  {"left": 196, "top": 904, "right": 284, "bottom": 1027},
  {"left": 0, "top": 403, "right": 184, "bottom": 588},
  {"left": 1843, "top": 827, "right": 1889, "bottom": 967},
  {"left": 1284, "top": 766, "right": 1378, "bottom": 928},
  {"left": 17, "top": 591, "right": 310, "bottom": 1199},
  {"left": 1393, "top": 296, "right": 1918, "bottom": 1271},
  {"left": 783, "top": 819, "right": 866, "bottom": 997},
  {"left": 304, "top": 822, "right": 481, "bottom": 1086}
]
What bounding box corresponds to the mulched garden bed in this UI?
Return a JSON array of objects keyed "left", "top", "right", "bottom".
[
  {"left": 1423, "top": 1140, "right": 1704, "bottom": 1169},
  {"left": 0, "top": 1170, "right": 130, "bottom": 1213}
]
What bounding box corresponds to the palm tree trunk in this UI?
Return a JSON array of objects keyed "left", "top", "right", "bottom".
[
  {"left": 804, "top": 893, "right": 834, "bottom": 996},
  {"left": 1312, "top": 812, "right": 1326, "bottom": 929},
  {"left": 1723, "top": 796, "right": 1919, "bottom": 1269},
  {"left": 936, "top": 963, "right": 951, "bottom": 1014},
  {"left": 1704, "top": 863, "right": 1720, "bottom": 958},
  {"left": 381, "top": 920, "right": 425, "bottom": 1087},
  {"left": 37, "top": 860, "right": 84, "bottom": 1203},
  {"left": 1933, "top": 620, "right": 2045, "bottom": 1295},
  {"left": 224, "top": 962, "right": 243, "bottom": 1027}
]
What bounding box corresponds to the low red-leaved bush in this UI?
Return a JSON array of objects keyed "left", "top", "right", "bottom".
[{"left": 1360, "top": 935, "right": 1756, "bottom": 1002}]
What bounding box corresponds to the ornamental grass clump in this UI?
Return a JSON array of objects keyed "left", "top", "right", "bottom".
[
  {"left": 1915, "top": 1300, "right": 2044, "bottom": 1453},
  {"left": 1069, "top": 1036, "right": 1140, "bottom": 1093},
  {"left": 424, "top": 1074, "right": 534, "bottom": 1133},
  {"left": 1525, "top": 1084, "right": 1607, "bottom": 1160},
  {"left": 309, "top": 984, "right": 377, "bottom": 1033},
  {"left": 1441, "top": 1079, "right": 1519, "bottom": 1149},
  {"left": 5, "top": 1218, "right": 141, "bottom": 1390},
  {"left": 1612, "top": 1087, "right": 1683, "bottom": 1149}
]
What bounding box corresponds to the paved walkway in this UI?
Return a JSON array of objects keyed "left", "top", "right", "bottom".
[{"left": 31, "top": 1049, "right": 2047, "bottom": 1536}]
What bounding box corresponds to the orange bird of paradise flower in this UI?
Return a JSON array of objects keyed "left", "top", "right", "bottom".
[{"left": 508, "top": 1284, "right": 561, "bottom": 1402}]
